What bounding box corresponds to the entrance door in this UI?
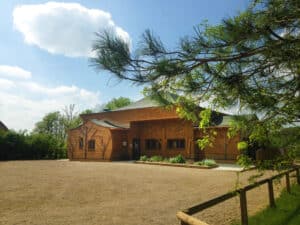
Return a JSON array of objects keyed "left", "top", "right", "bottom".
[{"left": 132, "top": 138, "right": 141, "bottom": 160}]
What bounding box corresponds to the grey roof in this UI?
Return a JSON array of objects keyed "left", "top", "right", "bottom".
[
  {"left": 0, "top": 121, "right": 8, "bottom": 131},
  {"left": 111, "top": 97, "right": 162, "bottom": 111},
  {"left": 90, "top": 119, "right": 129, "bottom": 129}
]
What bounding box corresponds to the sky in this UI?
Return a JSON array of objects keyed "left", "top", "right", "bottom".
[{"left": 0, "top": 0, "right": 250, "bottom": 130}]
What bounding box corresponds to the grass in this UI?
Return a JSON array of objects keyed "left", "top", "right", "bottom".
[{"left": 233, "top": 185, "right": 300, "bottom": 225}]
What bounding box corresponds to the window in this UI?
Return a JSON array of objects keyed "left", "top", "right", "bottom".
[
  {"left": 167, "top": 139, "right": 185, "bottom": 149},
  {"left": 79, "top": 138, "right": 83, "bottom": 149},
  {"left": 145, "top": 139, "right": 161, "bottom": 150},
  {"left": 88, "top": 140, "right": 95, "bottom": 150}
]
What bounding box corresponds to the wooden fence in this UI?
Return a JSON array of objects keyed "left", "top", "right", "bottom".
[{"left": 177, "top": 166, "right": 300, "bottom": 225}]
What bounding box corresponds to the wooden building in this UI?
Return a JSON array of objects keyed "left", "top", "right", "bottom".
[{"left": 67, "top": 98, "right": 240, "bottom": 161}]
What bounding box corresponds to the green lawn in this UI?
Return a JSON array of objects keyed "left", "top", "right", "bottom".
[{"left": 234, "top": 185, "right": 300, "bottom": 225}]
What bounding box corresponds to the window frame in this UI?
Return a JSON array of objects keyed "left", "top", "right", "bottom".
[
  {"left": 167, "top": 139, "right": 185, "bottom": 150},
  {"left": 79, "top": 137, "right": 84, "bottom": 150},
  {"left": 145, "top": 139, "right": 161, "bottom": 150},
  {"left": 88, "top": 139, "right": 96, "bottom": 151}
]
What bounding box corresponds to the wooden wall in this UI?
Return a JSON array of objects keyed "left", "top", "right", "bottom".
[
  {"left": 111, "top": 130, "right": 129, "bottom": 160},
  {"left": 194, "top": 127, "right": 240, "bottom": 160},
  {"left": 68, "top": 121, "right": 113, "bottom": 160},
  {"left": 128, "top": 119, "right": 194, "bottom": 159}
]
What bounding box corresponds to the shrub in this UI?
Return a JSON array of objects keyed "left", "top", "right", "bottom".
[
  {"left": 140, "top": 155, "right": 148, "bottom": 161},
  {"left": 149, "top": 155, "right": 164, "bottom": 162},
  {"left": 237, "top": 141, "right": 248, "bottom": 151},
  {"left": 169, "top": 154, "right": 185, "bottom": 163},
  {"left": 0, "top": 130, "right": 67, "bottom": 161},
  {"left": 195, "top": 159, "right": 217, "bottom": 167}
]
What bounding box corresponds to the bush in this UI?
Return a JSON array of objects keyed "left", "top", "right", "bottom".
[
  {"left": 169, "top": 154, "right": 185, "bottom": 163},
  {"left": 0, "top": 130, "right": 67, "bottom": 161},
  {"left": 149, "top": 155, "right": 164, "bottom": 162},
  {"left": 195, "top": 159, "right": 217, "bottom": 167},
  {"left": 140, "top": 155, "right": 148, "bottom": 161},
  {"left": 237, "top": 141, "right": 248, "bottom": 151}
]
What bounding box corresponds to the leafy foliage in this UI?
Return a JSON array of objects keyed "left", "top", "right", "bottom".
[
  {"left": 195, "top": 159, "right": 217, "bottom": 167},
  {"left": 0, "top": 130, "right": 66, "bottom": 160},
  {"left": 104, "top": 97, "right": 132, "bottom": 110},
  {"left": 169, "top": 154, "right": 186, "bottom": 164},
  {"left": 91, "top": 0, "right": 300, "bottom": 167},
  {"left": 140, "top": 155, "right": 148, "bottom": 161},
  {"left": 149, "top": 155, "right": 164, "bottom": 162}
]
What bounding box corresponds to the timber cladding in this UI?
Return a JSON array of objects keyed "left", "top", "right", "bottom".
[
  {"left": 67, "top": 101, "right": 240, "bottom": 161},
  {"left": 129, "top": 119, "right": 194, "bottom": 159},
  {"left": 68, "top": 120, "right": 113, "bottom": 160},
  {"left": 194, "top": 127, "right": 240, "bottom": 160}
]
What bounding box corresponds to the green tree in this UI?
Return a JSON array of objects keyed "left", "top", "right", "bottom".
[
  {"left": 104, "top": 97, "right": 132, "bottom": 110},
  {"left": 91, "top": 0, "right": 300, "bottom": 167},
  {"left": 33, "top": 111, "right": 65, "bottom": 141},
  {"left": 63, "top": 104, "right": 82, "bottom": 130}
]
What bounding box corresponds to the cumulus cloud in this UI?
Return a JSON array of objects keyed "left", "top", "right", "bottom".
[
  {"left": 13, "top": 2, "right": 130, "bottom": 57},
  {"left": 0, "top": 65, "right": 101, "bottom": 131},
  {"left": 0, "top": 65, "right": 32, "bottom": 79}
]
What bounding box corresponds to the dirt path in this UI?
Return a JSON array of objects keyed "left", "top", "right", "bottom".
[{"left": 0, "top": 161, "right": 290, "bottom": 225}]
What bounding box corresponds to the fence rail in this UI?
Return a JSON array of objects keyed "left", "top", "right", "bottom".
[{"left": 177, "top": 166, "right": 300, "bottom": 225}]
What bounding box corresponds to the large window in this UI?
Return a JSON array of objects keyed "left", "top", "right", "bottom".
[
  {"left": 88, "top": 140, "right": 95, "bottom": 151},
  {"left": 167, "top": 139, "right": 185, "bottom": 149},
  {"left": 79, "top": 137, "right": 83, "bottom": 149},
  {"left": 145, "top": 139, "right": 161, "bottom": 150}
]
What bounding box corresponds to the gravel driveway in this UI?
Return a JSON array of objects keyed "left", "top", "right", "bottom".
[{"left": 0, "top": 160, "right": 289, "bottom": 225}]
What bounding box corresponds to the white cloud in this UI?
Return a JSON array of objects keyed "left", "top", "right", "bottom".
[
  {"left": 0, "top": 65, "right": 32, "bottom": 79},
  {"left": 13, "top": 2, "right": 130, "bottom": 57},
  {"left": 0, "top": 78, "right": 16, "bottom": 89},
  {"left": 0, "top": 66, "right": 101, "bottom": 131}
]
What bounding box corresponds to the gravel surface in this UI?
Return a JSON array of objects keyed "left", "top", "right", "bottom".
[{"left": 0, "top": 160, "right": 290, "bottom": 225}]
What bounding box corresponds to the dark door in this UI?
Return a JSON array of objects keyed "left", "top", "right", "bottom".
[{"left": 132, "top": 138, "right": 141, "bottom": 160}]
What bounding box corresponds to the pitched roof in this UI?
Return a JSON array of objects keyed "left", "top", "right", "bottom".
[
  {"left": 90, "top": 119, "right": 129, "bottom": 129},
  {"left": 111, "top": 97, "right": 162, "bottom": 111},
  {"left": 0, "top": 121, "right": 8, "bottom": 131}
]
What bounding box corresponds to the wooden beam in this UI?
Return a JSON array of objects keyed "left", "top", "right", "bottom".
[
  {"left": 183, "top": 191, "right": 237, "bottom": 215},
  {"left": 177, "top": 211, "right": 210, "bottom": 225}
]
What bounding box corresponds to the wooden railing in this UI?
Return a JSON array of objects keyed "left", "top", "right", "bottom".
[{"left": 177, "top": 166, "right": 300, "bottom": 225}]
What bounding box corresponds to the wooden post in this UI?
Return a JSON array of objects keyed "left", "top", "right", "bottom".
[
  {"left": 239, "top": 189, "right": 248, "bottom": 225},
  {"left": 267, "top": 179, "right": 276, "bottom": 208},
  {"left": 296, "top": 168, "right": 300, "bottom": 185},
  {"left": 285, "top": 173, "right": 291, "bottom": 193}
]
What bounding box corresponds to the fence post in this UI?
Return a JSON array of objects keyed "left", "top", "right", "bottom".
[
  {"left": 267, "top": 179, "right": 276, "bottom": 208},
  {"left": 285, "top": 173, "right": 291, "bottom": 193},
  {"left": 239, "top": 189, "right": 248, "bottom": 225},
  {"left": 296, "top": 168, "right": 300, "bottom": 185}
]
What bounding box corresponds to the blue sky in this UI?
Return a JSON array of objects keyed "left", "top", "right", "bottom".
[{"left": 0, "top": 0, "right": 249, "bottom": 130}]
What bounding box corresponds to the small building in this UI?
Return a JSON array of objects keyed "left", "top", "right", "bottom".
[
  {"left": 67, "top": 98, "right": 240, "bottom": 161},
  {"left": 0, "top": 121, "right": 8, "bottom": 132}
]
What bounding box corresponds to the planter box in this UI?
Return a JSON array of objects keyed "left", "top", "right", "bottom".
[{"left": 135, "top": 161, "right": 218, "bottom": 169}]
